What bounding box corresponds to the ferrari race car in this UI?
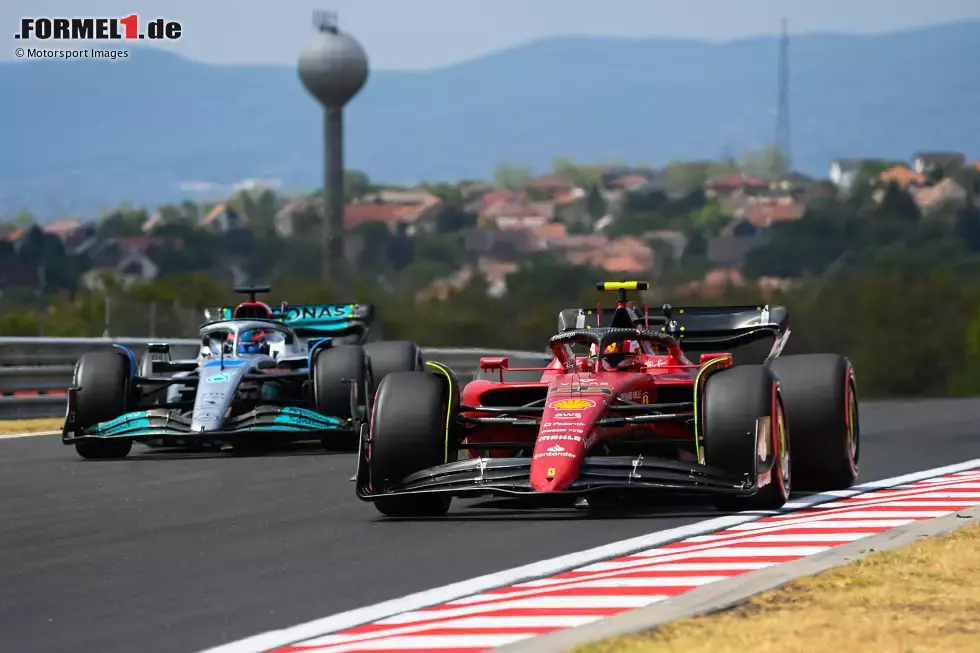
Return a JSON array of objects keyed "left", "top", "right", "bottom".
[
  {"left": 62, "top": 286, "right": 424, "bottom": 459},
  {"left": 356, "top": 280, "right": 859, "bottom": 517}
]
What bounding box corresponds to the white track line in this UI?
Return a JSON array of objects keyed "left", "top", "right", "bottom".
[
  {"left": 200, "top": 457, "right": 980, "bottom": 653},
  {"left": 0, "top": 430, "right": 59, "bottom": 439}
]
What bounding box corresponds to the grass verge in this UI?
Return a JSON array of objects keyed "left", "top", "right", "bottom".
[
  {"left": 574, "top": 520, "right": 980, "bottom": 653},
  {"left": 0, "top": 418, "right": 62, "bottom": 435}
]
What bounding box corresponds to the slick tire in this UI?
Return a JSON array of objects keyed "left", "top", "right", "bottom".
[
  {"left": 769, "top": 354, "right": 859, "bottom": 491},
  {"left": 369, "top": 371, "right": 452, "bottom": 518},
  {"left": 704, "top": 364, "right": 789, "bottom": 512},
  {"left": 313, "top": 345, "right": 370, "bottom": 451},
  {"left": 73, "top": 351, "right": 133, "bottom": 460},
  {"left": 364, "top": 341, "right": 424, "bottom": 398}
]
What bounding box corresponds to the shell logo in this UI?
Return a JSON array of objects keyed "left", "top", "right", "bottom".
[{"left": 549, "top": 398, "right": 596, "bottom": 410}]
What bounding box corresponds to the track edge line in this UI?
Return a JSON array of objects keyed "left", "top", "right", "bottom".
[
  {"left": 494, "top": 504, "right": 980, "bottom": 653},
  {"left": 197, "top": 458, "right": 980, "bottom": 653}
]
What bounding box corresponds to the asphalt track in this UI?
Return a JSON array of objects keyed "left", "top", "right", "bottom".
[{"left": 2, "top": 398, "right": 980, "bottom": 653}]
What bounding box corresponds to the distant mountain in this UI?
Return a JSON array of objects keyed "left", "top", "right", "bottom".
[{"left": 3, "top": 20, "right": 979, "bottom": 219}]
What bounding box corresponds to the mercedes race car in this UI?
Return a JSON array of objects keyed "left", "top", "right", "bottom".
[
  {"left": 355, "top": 280, "right": 859, "bottom": 517},
  {"left": 62, "top": 286, "right": 424, "bottom": 459}
]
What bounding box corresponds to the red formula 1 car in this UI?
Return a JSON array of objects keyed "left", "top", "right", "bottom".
[{"left": 355, "top": 281, "right": 859, "bottom": 517}]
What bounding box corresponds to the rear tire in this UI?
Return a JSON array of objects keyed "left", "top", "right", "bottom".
[
  {"left": 769, "top": 354, "right": 859, "bottom": 491},
  {"left": 364, "top": 341, "right": 423, "bottom": 397},
  {"left": 704, "top": 365, "right": 789, "bottom": 511},
  {"left": 313, "top": 345, "right": 370, "bottom": 451},
  {"left": 73, "top": 351, "right": 133, "bottom": 460},
  {"left": 369, "top": 371, "right": 452, "bottom": 518}
]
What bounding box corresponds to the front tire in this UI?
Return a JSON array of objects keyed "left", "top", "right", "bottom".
[
  {"left": 369, "top": 371, "right": 452, "bottom": 517},
  {"left": 73, "top": 351, "right": 133, "bottom": 460},
  {"left": 704, "top": 364, "right": 790, "bottom": 511},
  {"left": 770, "top": 354, "right": 859, "bottom": 491}
]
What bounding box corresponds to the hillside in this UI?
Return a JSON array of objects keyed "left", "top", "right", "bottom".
[{"left": 3, "top": 20, "right": 979, "bottom": 218}]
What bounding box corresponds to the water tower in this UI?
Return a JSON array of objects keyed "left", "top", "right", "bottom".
[{"left": 298, "top": 11, "right": 369, "bottom": 283}]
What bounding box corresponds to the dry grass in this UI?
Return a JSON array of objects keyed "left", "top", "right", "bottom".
[
  {"left": 575, "top": 520, "right": 980, "bottom": 653},
  {"left": 0, "top": 418, "right": 62, "bottom": 435}
]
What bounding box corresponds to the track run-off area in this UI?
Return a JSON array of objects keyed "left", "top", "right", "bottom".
[{"left": 2, "top": 398, "right": 980, "bottom": 653}]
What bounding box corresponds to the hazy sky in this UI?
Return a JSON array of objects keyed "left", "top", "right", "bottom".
[{"left": 4, "top": 0, "right": 980, "bottom": 69}]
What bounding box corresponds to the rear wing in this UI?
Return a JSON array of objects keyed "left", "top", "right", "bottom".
[
  {"left": 203, "top": 303, "right": 375, "bottom": 344},
  {"left": 273, "top": 303, "right": 374, "bottom": 343},
  {"left": 558, "top": 304, "right": 790, "bottom": 358}
]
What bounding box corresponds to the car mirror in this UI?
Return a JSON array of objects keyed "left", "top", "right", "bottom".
[{"left": 480, "top": 357, "right": 509, "bottom": 371}]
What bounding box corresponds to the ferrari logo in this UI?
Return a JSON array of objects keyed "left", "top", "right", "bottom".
[
  {"left": 550, "top": 398, "right": 596, "bottom": 410},
  {"left": 547, "top": 468, "right": 556, "bottom": 476}
]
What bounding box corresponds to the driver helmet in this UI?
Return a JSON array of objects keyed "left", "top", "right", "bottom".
[
  {"left": 230, "top": 302, "right": 273, "bottom": 354},
  {"left": 589, "top": 340, "right": 641, "bottom": 369},
  {"left": 238, "top": 328, "right": 268, "bottom": 355}
]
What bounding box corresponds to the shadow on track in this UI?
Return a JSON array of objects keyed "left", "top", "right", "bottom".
[{"left": 71, "top": 440, "right": 356, "bottom": 461}]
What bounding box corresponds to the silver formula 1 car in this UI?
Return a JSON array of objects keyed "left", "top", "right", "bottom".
[{"left": 62, "top": 286, "right": 424, "bottom": 459}]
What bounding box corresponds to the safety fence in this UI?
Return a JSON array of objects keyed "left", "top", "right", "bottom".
[{"left": 0, "top": 337, "right": 550, "bottom": 420}]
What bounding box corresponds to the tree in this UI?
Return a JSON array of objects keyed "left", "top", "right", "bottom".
[
  {"left": 493, "top": 163, "right": 534, "bottom": 189},
  {"left": 739, "top": 144, "right": 789, "bottom": 179},
  {"left": 344, "top": 170, "right": 373, "bottom": 202},
  {"left": 876, "top": 182, "right": 920, "bottom": 223},
  {"left": 14, "top": 208, "right": 35, "bottom": 228},
  {"left": 435, "top": 207, "right": 478, "bottom": 233},
  {"left": 421, "top": 183, "right": 464, "bottom": 207},
  {"left": 586, "top": 184, "right": 607, "bottom": 221},
  {"left": 227, "top": 188, "right": 280, "bottom": 238},
  {"left": 954, "top": 195, "right": 980, "bottom": 252},
  {"left": 97, "top": 205, "right": 147, "bottom": 236},
  {"left": 550, "top": 157, "right": 605, "bottom": 188},
  {"left": 663, "top": 160, "right": 736, "bottom": 192},
  {"left": 179, "top": 200, "right": 200, "bottom": 223},
  {"left": 691, "top": 199, "right": 728, "bottom": 236},
  {"left": 352, "top": 221, "right": 394, "bottom": 273}
]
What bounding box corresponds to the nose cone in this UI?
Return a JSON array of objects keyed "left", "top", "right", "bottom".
[
  {"left": 530, "top": 394, "right": 600, "bottom": 492},
  {"left": 530, "top": 438, "right": 584, "bottom": 492}
]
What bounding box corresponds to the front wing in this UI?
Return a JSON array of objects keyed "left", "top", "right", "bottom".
[
  {"left": 355, "top": 454, "right": 762, "bottom": 502},
  {"left": 63, "top": 403, "right": 354, "bottom": 447}
]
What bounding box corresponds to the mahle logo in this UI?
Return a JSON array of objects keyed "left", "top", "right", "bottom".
[{"left": 15, "top": 15, "right": 182, "bottom": 41}]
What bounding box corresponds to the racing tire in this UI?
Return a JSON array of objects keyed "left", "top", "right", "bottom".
[
  {"left": 363, "top": 341, "right": 424, "bottom": 398},
  {"left": 769, "top": 354, "right": 859, "bottom": 491},
  {"left": 703, "top": 365, "right": 790, "bottom": 512},
  {"left": 73, "top": 351, "right": 133, "bottom": 460},
  {"left": 368, "top": 371, "right": 452, "bottom": 518},
  {"left": 313, "top": 345, "right": 370, "bottom": 451}
]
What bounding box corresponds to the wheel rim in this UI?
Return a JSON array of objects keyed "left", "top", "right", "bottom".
[{"left": 778, "top": 401, "right": 790, "bottom": 490}]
